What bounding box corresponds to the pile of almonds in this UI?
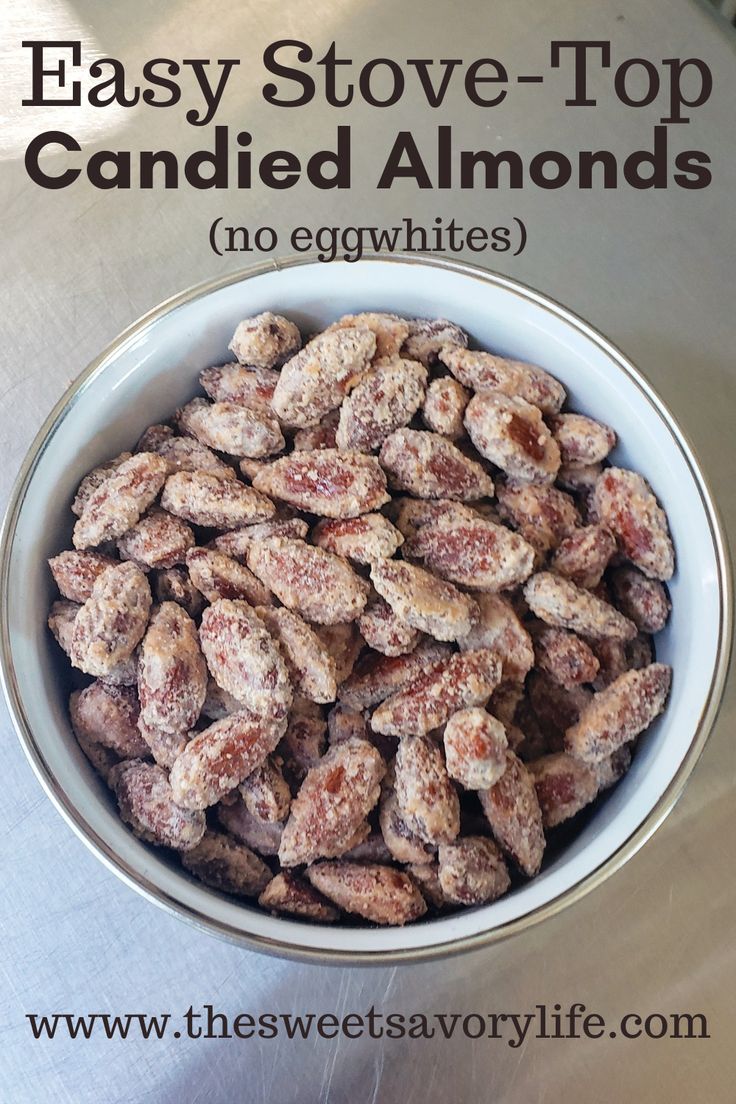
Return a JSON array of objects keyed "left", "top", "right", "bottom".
[{"left": 47, "top": 310, "right": 674, "bottom": 927}]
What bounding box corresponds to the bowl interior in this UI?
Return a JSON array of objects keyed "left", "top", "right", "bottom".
[{"left": 2, "top": 257, "right": 726, "bottom": 958}]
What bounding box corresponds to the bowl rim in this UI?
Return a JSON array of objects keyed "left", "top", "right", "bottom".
[{"left": 1, "top": 252, "right": 732, "bottom": 965}]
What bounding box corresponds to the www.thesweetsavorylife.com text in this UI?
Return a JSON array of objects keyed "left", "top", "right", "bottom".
[{"left": 26, "top": 1003, "right": 709, "bottom": 1045}]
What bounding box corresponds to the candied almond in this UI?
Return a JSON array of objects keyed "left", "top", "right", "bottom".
[
  {"left": 170, "top": 708, "right": 287, "bottom": 810},
  {"left": 70, "top": 683, "right": 148, "bottom": 758},
  {"left": 312, "top": 513, "right": 403, "bottom": 564},
  {"left": 557, "top": 462, "right": 602, "bottom": 493},
  {"left": 359, "top": 596, "right": 421, "bottom": 657},
  {"left": 325, "top": 312, "right": 409, "bottom": 360},
  {"left": 272, "top": 327, "right": 375, "bottom": 428},
  {"left": 441, "top": 346, "right": 565, "bottom": 414},
  {"left": 592, "top": 467, "right": 674, "bottom": 581},
  {"left": 343, "top": 830, "right": 393, "bottom": 864},
  {"left": 379, "top": 783, "right": 436, "bottom": 864},
  {"left": 71, "top": 452, "right": 132, "bottom": 517},
  {"left": 49, "top": 550, "right": 117, "bottom": 603},
  {"left": 403, "top": 512, "right": 534, "bottom": 592},
  {"left": 200, "top": 363, "right": 280, "bottom": 407},
  {"left": 338, "top": 639, "right": 450, "bottom": 711},
  {"left": 138, "top": 602, "right": 207, "bottom": 733},
  {"left": 259, "top": 872, "right": 339, "bottom": 922},
  {"left": 111, "top": 759, "right": 205, "bottom": 851},
  {"left": 153, "top": 566, "right": 205, "bottom": 618},
  {"left": 177, "top": 397, "right": 284, "bottom": 459},
  {"left": 73, "top": 453, "right": 168, "bottom": 549},
  {"left": 279, "top": 738, "right": 385, "bottom": 866},
  {"left": 73, "top": 726, "right": 123, "bottom": 785},
  {"left": 527, "top": 671, "right": 592, "bottom": 749},
  {"left": 336, "top": 357, "right": 427, "bottom": 452},
  {"left": 252, "top": 449, "right": 389, "bottom": 518},
  {"left": 307, "top": 862, "right": 427, "bottom": 925},
  {"left": 370, "top": 558, "right": 478, "bottom": 642},
  {"left": 438, "top": 836, "right": 511, "bottom": 906},
  {"left": 627, "top": 632, "right": 654, "bottom": 671},
  {"left": 489, "top": 681, "right": 525, "bottom": 729},
  {"left": 565, "top": 663, "right": 672, "bottom": 763},
  {"left": 199, "top": 599, "right": 292, "bottom": 716},
  {"left": 511, "top": 697, "right": 551, "bottom": 761},
  {"left": 217, "top": 798, "right": 283, "bottom": 856},
  {"left": 186, "top": 547, "right": 273, "bottom": 606},
  {"left": 212, "top": 518, "right": 309, "bottom": 562},
  {"left": 117, "top": 508, "right": 195, "bottom": 571},
  {"left": 379, "top": 428, "right": 494, "bottom": 501},
  {"left": 255, "top": 604, "right": 337, "bottom": 704},
  {"left": 394, "top": 735, "right": 460, "bottom": 845},
  {"left": 279, "top": 698, "right": 327, "bottom": 788},
  {"left": 528, "top": 753, "right": 599, "bottom": 828},
  {"left": 524, "top": 572, "right": 637, "bottom": 641},
  {"left": 496, "top": 481, "right": 580, "bottom": 559},
  {"left": 465, "top": 392, "right": 560, "bottom": 485},
  {"left": 70, "top": 562, "right": 151, "bottom": 677},
  {"left": 479, "top": 751, "right": 545, "bottom": 877},
  {"left": 610, "top": 566, "right": 671, "bottom": 633},
  {"left": 549, "top": 413, "right": 616, "bottom": 467},
  {"left": 239, "top": 457, "right": 272, "bottom": 482},
  {"left": 457, "top": 594, "right": 534, "bottom": 684},
  {"left": 389, "top": 496, "right": 462, "bottom": 538},
  {"left": 590, "top": 638, "right": 629, "bottom": 691},
  {"left": 401, "top": 318, "right": 468, "bottom": 365},
  {"left": 240, "top": 756, "right": 291, "bottom": 822},
  {"left": 182, "top": 831, "right": 271, "bottom": 897},
  {"left": 444, "top": 708, "right": 508, "bottom": 790},
  {"left": 372, "top": 649, "right": 502, "bottom": 738},
  {"left": 229, "top": 311, "right": 301, "bottom": 369},
  {"left": 161, "top": 470, "right": 275, "bottom": 529},
  {"left": 550, "top": 524, "right": 616, "bottom": 589},
  {"left": 532, "top": 625, "right": 600, "bottom": 689},
  {"left": 151, "top": 435, "right": 236, "bottom": 480},
  {"left": 421, "top": 376, "right": 470, "bottom": 439},
  {"left": 247, "top": 537, "right": 369, "bottom": 625},
  {"left": 389, "top": 496, "right": 479, "bottom": 540}
]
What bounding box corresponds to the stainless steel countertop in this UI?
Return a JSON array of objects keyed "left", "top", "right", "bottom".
[{"left": 1, "top": 1, "right": 734, "bottom": 1100}]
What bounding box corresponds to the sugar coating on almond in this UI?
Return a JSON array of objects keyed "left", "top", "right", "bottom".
[
  {"left": 565, "top": 663, "right": 672, "bottom": 763},
  {"left": 73, "top": 453, "right": 168, "bottom": 549},
  {"left": 272, "top": 327, "right": 376, "bottom": 427},
  {"left": 336, "top": 357, "right": 427, "bottom": 452},
  {"left": 279, "top": 739, "right": 385, "bottom": 866},
  {"left": 380, "top": 428, "right": 494, "bottom": 501},
  {"left": 524, "top": 572, "right": 637, "bottom": 641},
  {"left": 306, "top": 862, "right": 427, "bottom": 925},
  {"left": 464, "top": 392, "right": 560, "bottom": 485},
  {"left": 444, "top": 708, "right": 508, "bottom": 790},
  {"left": 370, "top": 558, "right": 479, "bottom": 642},
  {"left": 255, "top": 605, "right": 337, "bottom": 704},
  {"left": 182, "top": 831, "right": 271, "bottom": 897},
  {"left": 229, "top": 312, "right": 301, "bottom": 369},
  {"left": 138, "top": 602, "right": 207, "bottom": 734},
  {"left": 252, "top": 449, "right": 389, "bottom": 518},
  {"left": 247, "top": 537, "right": 370, "bottom": 624}
]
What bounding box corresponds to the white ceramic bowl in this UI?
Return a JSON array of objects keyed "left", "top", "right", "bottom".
[{"left": 1, "top": 256, "right": 731, "bottom": 962}]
